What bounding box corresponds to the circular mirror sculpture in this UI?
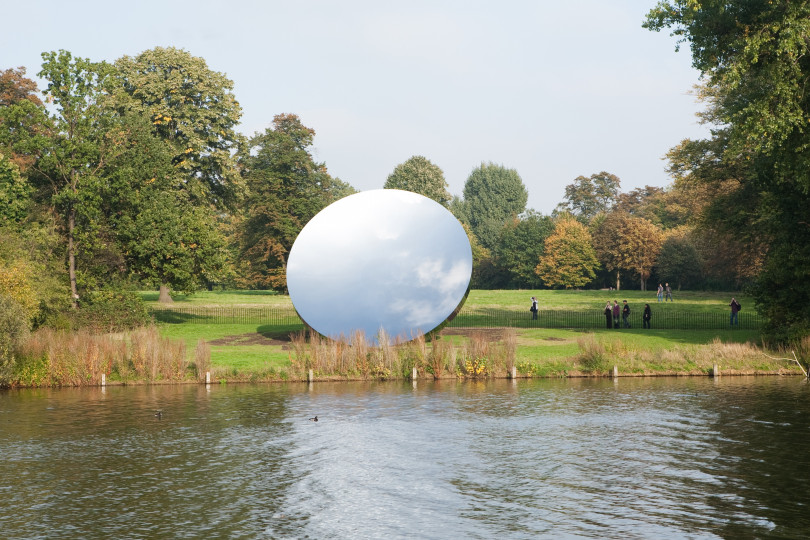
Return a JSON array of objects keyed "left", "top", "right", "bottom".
[{"left": 287, "top": 189, "right": 472, "bottom": 345}]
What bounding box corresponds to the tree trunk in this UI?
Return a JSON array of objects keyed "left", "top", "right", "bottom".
[
  {"left": 640, "top": 276, "right": 646, "bottom": 291},
  {"left": 68, "top": 208, "right": 79, "bottom": 309},
  {"left": 615, "top": 271, "right": 621, "bottom": 291},
  {"left": 158, "top": 283, "right": 174, "bottom": 304}
]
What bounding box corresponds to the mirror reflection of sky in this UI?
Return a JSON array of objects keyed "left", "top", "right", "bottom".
[{"left": 287, "top": 189, "right": 472, "bottom": 344}]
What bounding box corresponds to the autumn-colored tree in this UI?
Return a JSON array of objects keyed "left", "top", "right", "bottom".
[
  {"left": 592, "top": 212, "right": 664, "bottom": 291},
  {"left": 535, "top": 217, "right": 600, "bottom": 289},
  {"left": 0, "top": 67, "right": 50, "bottom": 174}
]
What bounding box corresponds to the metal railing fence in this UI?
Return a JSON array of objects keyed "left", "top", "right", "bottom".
[{"left": 149, "top": 305, "right": 761, "bottom": 331}]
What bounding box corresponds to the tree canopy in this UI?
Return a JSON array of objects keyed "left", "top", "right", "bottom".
[
  {"left": 384, "top": 155, "right": 450, "bottom": 206},
  {"left": 113, "top": 46, "right": 244, "bottom": 209},
  {"left": 555, "top": 171, "right": 621, "bottom": 221},
  {"left": 646, "top": 0, "right": 810, "bottom": 340},
  {"left": 536, "top": 217, "right": 599, "bottom": 289},
  {"left": 460, "top": 162, "right": 528, "bottom": 252},
  {"left": 239, "top": 114, "right": 352, "bottom": 290}
]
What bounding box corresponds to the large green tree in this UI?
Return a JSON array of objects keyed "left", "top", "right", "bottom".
[
  {"left": 536, "top": 216, "right": 600, "bottom": 289},
  {"left": 33, "top": 51, "right": 118, "bottom": 307},
  {"left": 112, "top": 47, "right": 244, "bottom": 299},
  {"left": 495, "top": 211, "right": 554, "bottom": 288},
  {"left": 460, "top": 162, "right": 529, "bottom": 252},
  {"left": 239, "top": 114, "right": 354, "bottom": 290},
  {"left": 113, "top": 46, "right": 244, "bottom": 209},
  {"left": 656, "top": 229, "right": 703, "bottom": 291},
  {"left": 646, "top": 1, "right": 810, "bottom": 340},
  {"left": 383, "top": 155, "right": 451, "bottom": 206},
  {"left": 103, "top": 112, "right": 229, "bottom": 298},
  {"left": 555, "top": 171, "right": 621, "bottom": 222}
]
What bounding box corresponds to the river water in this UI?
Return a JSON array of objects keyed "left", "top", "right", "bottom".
[{"left": 1, "top": 376, "right": 809, "bottom": 539}]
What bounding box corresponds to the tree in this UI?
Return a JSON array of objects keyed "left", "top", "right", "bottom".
[
  {"left": 656, "top": 229, "right": 703, "bottom": 290},
  {"left": 646, "top": 2, "right": 810, "bottom": 340},
  {"left": 495, "top": 211, "right": 554, "bottom": 288},
  {"left": 0, "top": 67, "right": 51, "bottom": 174},
  {"left": 384, "top": 155, "right": 450, "bottom": 206},
  {"left": 112, "top": 47, "right": 244, "bottom": 299},
  {"left": 0, "top": 155, "right": 30, "bottom": 224},
  {"left": 461, "top": 162, "right": 528, "bottom": 251},
  {"left": 614, "top": 185, "right": 693, "bottom": 229},
  {"left": 102, "top": 112, "right": 229, "bottom": 300},
  {"left": 592, "top": 212, "right": 664, "bottom": 290},
  {"left": 555, "top": 171, "right": 621, "bottom": 222},
  {"left": 239, "top": 114, "right": 353, "bottom": 290},
  {"left": 33, "top": 50, "right": 118, "bottom": 308},
  {"left": 536, "top": 217, "right": 599, "bottom": 289},
  {"left": 113, "top": 47, "right": 244, "bottom": 209}
]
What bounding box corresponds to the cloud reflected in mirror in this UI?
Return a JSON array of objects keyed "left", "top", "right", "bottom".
[{"left": 287, "top": 189, "right": 472, "bottom": 344}]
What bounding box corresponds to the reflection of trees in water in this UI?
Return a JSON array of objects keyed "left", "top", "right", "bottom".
[{"left": 702, "top": 379, "right": 810, "bottom": 537}]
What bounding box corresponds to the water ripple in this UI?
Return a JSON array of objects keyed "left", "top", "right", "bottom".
[{"left": 1, "top": 377, "right": 810, "bottom": 538}]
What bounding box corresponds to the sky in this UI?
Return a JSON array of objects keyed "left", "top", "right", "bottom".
[{"left": 2, "top": 0, "right": 708, "bottom": 215}]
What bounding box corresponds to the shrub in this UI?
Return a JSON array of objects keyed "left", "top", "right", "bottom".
[
  {"left": 577, "top": 335, "right": 609, "bottom": 373},
  {"left": 0, "top": 294, "right": 30, "bottom": 383},
  {"left": 75, "top": 290, "right": 151, "bottom": 332},
  {"left": 0, "top": 261, "right": 39, "bottom": 323}
]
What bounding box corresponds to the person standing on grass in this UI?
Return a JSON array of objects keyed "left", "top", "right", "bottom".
[
  {"left": 729, "top": 297, "right": 741, "bottom": 326},
  {"left": 613, "top": 300, "right": 621, "bottom": 329},
  {"left": 665, "top": 283, "right": 673, "bottom": 302},
  {"left": 604, "top": 302, "right": 613, "bottom": 329},
  {"left": 643, "top": 303, "right": 651, "bottom": 329},
  {"left": 530, "top": 296, "right": 538, "bottom": 320},
  {"left": 657, "top": 283, "right": 664, "bottom": 303},
  {"left": 622, "top": 300, "right": 631, "bottom": 328}
]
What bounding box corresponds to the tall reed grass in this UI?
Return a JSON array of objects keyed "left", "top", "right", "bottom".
[
  {"left": 574, "top": 334, "right": 799, "bottom": 375},
  {"left": 288, "top": 328, "right": 517, "bottom": 380},
  {"left": 14, "top": 326, "right": 191, "bottom": 387}
]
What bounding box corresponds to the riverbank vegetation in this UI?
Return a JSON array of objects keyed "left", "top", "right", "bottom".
[{"left": 2, "top": 290, "right": 806, "bottom": 387}]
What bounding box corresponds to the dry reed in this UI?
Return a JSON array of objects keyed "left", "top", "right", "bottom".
[
  {"left": 195, "top": 339, "right": 212, "bottom": 382},
  {"left": 16, "top": 326, "right": 190, "bottom": 386}
]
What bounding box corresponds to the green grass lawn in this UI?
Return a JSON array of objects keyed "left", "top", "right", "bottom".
[
  {"left": 145, "top": 289, "right": 789, "bottom": 378},
  {"left": 468, "top": 289, "right": 753, "bottom": 314}
]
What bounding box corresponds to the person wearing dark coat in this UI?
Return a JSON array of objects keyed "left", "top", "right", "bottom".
[
  {"left": 604, "top": 302, "right": 613, "bottom": 329},
  {"left": 622, "top": 300, "right": 631, "bottom": 328},
  {"left": 643, "top": 304, "right": 651, "bottom": 329}
]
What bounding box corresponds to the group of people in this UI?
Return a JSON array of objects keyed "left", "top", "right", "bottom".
[
  {"left": 603, "top": 300, "right": 651, "bottom": 329},
  {"left": 529, "top": 294, "right": 743, "bottom": 329},
  {"left": 656, "top": 283, "right": 673, "bottom": 302}
]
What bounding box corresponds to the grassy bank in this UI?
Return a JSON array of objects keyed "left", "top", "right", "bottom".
[
  {"left": 7, "top": 290, "right": 805, "bottom": 387},
  {"left": 144, "top": 289, "right": 802, "bottom": 381}
]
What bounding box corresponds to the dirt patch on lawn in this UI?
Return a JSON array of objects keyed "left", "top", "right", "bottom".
[
  {"left": 440, "top": 328, "right": 509, "bottom": 341},
  {"left": 208, "top": 331, "right": 293, "bottom": 348}
]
